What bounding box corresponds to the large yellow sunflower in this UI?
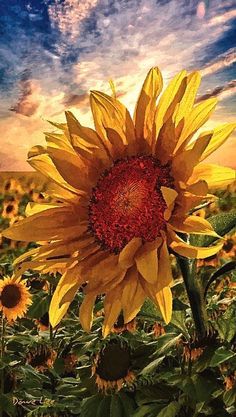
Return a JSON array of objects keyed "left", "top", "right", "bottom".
[
  {"left": 3, "top": 68, "right": 235, "bottom": 336},
  {"left": 0, "top": 276, "right": 32, "bottom": 322}
]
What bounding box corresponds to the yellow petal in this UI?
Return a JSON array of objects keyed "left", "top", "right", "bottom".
[
  {"left": 47, "top": 147, "right": 96, "bottom": 191},
  {"left": 172, "top": 133, "right": 212, "bottom": 182},
  {"left": 79, "top": 252, "right": 120, "bottom": 284},
  {"left": 2, "top": 206, "right": 87, "bottom": 241},
  {"left": 152, "top": 70, "right": 187, "bottom": 149},
  {"left": 65, "top": 111, "right": 110, "bottom": 165},
  {"left": 174, "top": 71, "right": 201, "bottom": 125},
  {"left": 199, "top": 123, "right": 236, "bottom": 161},
  {"left": 176, "top": 97, "right": 217, "bottom": 151},
  {"left": 49, "top": 265, "right": 82, "bottom": 327},
  {"left": 102, "top": 286, "right": 122, "bottom": 337},
  {"left": 121, "top": 267, "right": 145, "bottom": 323},
  {"left": 25, "top": 202, "right": 62, "bottom": 217},
  {"left": 169, "top": 229, "right": 223, "bottom": 259},
  {"left": 79, "top": 294, "right": 96, "bottom": 332},
  {"left": 119, "top": 237, "right": 142, "bottom": 269},
  {"left": 156, "top": 286, "right": 173, "bottom": 324},
  {"left": 90, "top": 90, "right": 136, "bottom": 155},
  {"left": 169, "top": 215, "right": 221, "bottom": 238},
  {"left": 157, "top": 240, "right": 173, "bottom": 291},
  {"left": 134, "top": 67, "right": 163, "bottom": 145},
  {"left": 28, "top": 152, "right": 81, "bottom": 196},
  {"left": 189, "top": 164, "right": 236, "bottom": 189},
  {"left": 161, "top": 186, "right": 178, "bottom": 220},
  {"left": 135, "top": 239, "right": 162, "bottom": 284}
]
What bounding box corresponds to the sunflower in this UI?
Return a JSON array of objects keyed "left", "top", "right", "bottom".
[
  {"left": 35, "top": 312, "right": 50, "bottom": 331},
  {"left": 26, "top": 344, "right": 57, "bottom": 372},
  {"left": 0, "top": 276, "right": 32, "bottom": 322},
  {"left": 1, "top": 199, "right": 19, "bottom": 219},
  {"left": 3, "top": 67, "right": 235, "bottom": 336},
  {"left": 92, "top": 339, "right": 135, "bottom": 392}
]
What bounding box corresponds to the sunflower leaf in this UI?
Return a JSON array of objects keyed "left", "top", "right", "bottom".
[
  {"left": 204, "top": 260, "right": 236, "bottom": 297},
  {"left": 190, "top": 210, "right": 236, "bottom": 247}
]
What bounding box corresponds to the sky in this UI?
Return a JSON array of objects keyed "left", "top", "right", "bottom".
[{"left": 0, "top": 0, "right": 235, "bottom": 171}]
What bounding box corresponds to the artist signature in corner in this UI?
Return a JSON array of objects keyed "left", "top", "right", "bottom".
[{"left": 13, "top": 397, "right": 54, "bottom": 406}]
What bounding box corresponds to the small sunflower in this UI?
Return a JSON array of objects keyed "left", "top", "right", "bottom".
[
  {"left": 26, "top": 344, "right": 57, "bottom": 372},
  {"left": 92, "top": 339, "right": 135, "bottom": 392},
  {"left": 0, "top": 276, "right": 32, "bottom": 322},
  {"left": 1, "top": 199, "right": 19, "bottom": 219},
  {"left": 35, "top": 312, "right": 50, "bottom": 331},
  {"left": 2, "top": 67, "right": 235, "bottom": 336}
]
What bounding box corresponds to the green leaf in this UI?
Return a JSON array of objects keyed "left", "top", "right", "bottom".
[
  {"left": 190, "top": 210, "right": 236, "bottom": 247},
  {"left": 139, "top": 356, "right": 165, "bottom": 375},
  {"left": 27, "top": 293, "right": 51, "bottom": 319},
  {"left": 204, "top": 261, "right": 236, "bottom": 297},
  {"left": 156, "top": 401, "right": 180, "bottom": 417},
  {"left": 80, "top": 394, "right": 103, "bottom": 417},
  {"left": 118, "top": 392, "right": 136, "bottom": 417},
  {"left": 96, "top": 395, "right": 112, "bottom": 417},
  {"left": 223, "top": 387, "right": 236, "bottom": 407},
  {"left": 213, "top": 305, "right": 236, "bottom": 343},
  {"left": 110, "top": 395, "right": 124, "bottom": 417},
  {"left": 209, "top": 347, "right": 236, "bottom": 367},
  {"left": 0, "top": 394, "right": 15, "bottom": 416},
  {"left": 132, "top": 404, "right": 162, "bottom": 417}
]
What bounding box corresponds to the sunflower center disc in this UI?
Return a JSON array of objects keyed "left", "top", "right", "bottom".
[
  {"left": 96, "top": 343, "right": 131, "bottom": 381},
  {"left": 89, "top": 155, "right": 173, "bottom": 253},
  {"left": 1, "top": 284, "right": 22, "bottom": 308}
]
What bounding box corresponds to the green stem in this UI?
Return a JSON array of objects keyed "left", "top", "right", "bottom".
[
  {"left": 49, "top": 283, "right": 53, "bottom": 343},
  {"left": 0, "top": 314, "right": 6, "bottom": 416},
  {"left": 178, "top": 256, "right": 208, "bottom": 339}
]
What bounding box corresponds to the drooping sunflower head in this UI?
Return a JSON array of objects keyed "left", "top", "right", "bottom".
[
  {"left": 0, "top": 276, "right": 32, "bottom": 322},
  {"left": 35, "top": 312, "right": 50, "bottom": 331},
  {"left": 92, "top": 339, "right": 135, "bottom": 392},
  {"left": 26, "top": 343, "right": 57, "bottom": 372},
  {"left": 3, "top": 67, "right": 235, "bottom": 336}
]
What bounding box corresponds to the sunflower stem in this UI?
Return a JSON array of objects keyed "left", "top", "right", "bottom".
[
  {"left": 49, "top": 283, "right": 53, "bottom": 343},
  {"left": 0, "top": 314, "right": 6, "bottom": 416},
  {"left": 178, "top": 256, "right": 208, "bottom": 340}
]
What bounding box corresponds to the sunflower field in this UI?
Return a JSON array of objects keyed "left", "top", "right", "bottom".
[{"left": 0, "top": 68, "right": 236, "bottom": 417}]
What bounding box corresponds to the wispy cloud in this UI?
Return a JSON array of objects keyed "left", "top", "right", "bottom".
[
  {"left": 197, "top": 80, "right": 236, "bottom": 102},
  {"left": 1, "top": 0, "right": 235, "bottom": 170}
]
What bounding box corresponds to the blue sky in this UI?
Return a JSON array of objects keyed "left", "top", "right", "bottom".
[{"left": 0, "top": 0, "right": 235, "bottom": 170}]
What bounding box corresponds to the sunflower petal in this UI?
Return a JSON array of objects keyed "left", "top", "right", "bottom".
[
  {"left": 169, "top": 229, "right": 223, "bottom": 258},
  {"left": 134, "top": 67, "right": 163, "bottom": 145},
  {"left": 90, "top": 90, "right": 135, "bottom": 155},
  {"left": 102, "top": 286, "right": 122, "bottom": 337},
  {"left": 174, "top": 71, "right": 201, "bottom": 125},
  {"left": 119, "top": 237, "right": 142, "bottom": 268},
  {"left": 28, "top": 153, "right": 81, "bottom": 196},
  {"left": 172, "top": 133, "right": 212, "bottom": 182},
  {"left": 161, "top": 186, "right": 178, "bottom": 220},
  {"left": 176, "top": 97, "right": 217, "bottom": 151},
  {"left": 153, "top": 70, "right": 187, "bottom": 149},
  {"left": 157, "top": 239, "right": 173, "bottom": 291},
  {"left": 188, "top": 164, "right": 236, "bottom": 189},
  {"left": 79, "top": 294, "right": 97, "bottom": 332},
  {"left": 121, "top": 267, "right": 145, "bottom": 323},
  {"left": 199, "top": 123, "right": 236, "bottom": 161},
  {"left": 135, "top": 239, "right": 162, "bottom": 284},
  {"left": 169, "top": 215, "right": 221, "bottom": 238},
  {"left": 49, "top": 265, "right": 82, "bottom": 327},
  {"left": 156, "top": 286, "right": 172, "bottom": 324},
  {"left": 2, "top": 206, "right": 87, "bottom": 241}
]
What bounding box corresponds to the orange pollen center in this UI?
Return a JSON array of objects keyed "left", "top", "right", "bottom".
[{"left": 88, "top": 155, "right": 174, "bottom": 253}]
